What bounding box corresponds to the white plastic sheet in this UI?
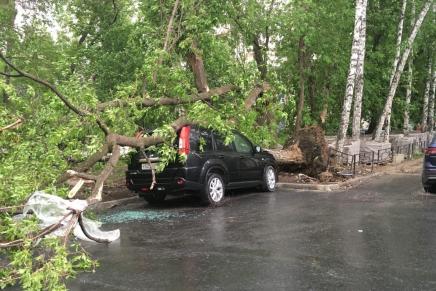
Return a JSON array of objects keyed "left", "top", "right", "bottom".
[{"left": 22, "top": 191, "right": 120, "bottom": 242}]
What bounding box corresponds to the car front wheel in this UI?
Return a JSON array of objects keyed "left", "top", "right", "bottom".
[
  {"left": 262, "top": 165, "right": 276, "bottom": 192},
  {"left": 201, "top": 173, "right": 225, "bottom": 206}
]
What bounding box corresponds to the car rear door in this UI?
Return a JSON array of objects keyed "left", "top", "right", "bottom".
[
  {"left": 233, "top": 132, "right": 263, "bottom": 181},
  {"left": 212, "top": 133, "right": 239, "bottom": 183}
]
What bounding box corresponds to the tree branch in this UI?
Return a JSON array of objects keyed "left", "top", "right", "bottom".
[
  {"left": 96, "top": 84, "right": 237, "bottom": 111},
  {"left": 0, "top": 52, "right": 111, "bottom": 135},
  {"left": 0, "top": 118, "right": 23, "bottom": 132},
  {"left": 244, "top": 82, "right": 271, "bottom": 109},
  {"left": 0, "top": 71, "right": 21, "bottom": 77}
]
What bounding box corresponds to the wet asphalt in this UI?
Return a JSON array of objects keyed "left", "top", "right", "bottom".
[{"left": 68, "top": 173, "right": 436, "bottom": 291}]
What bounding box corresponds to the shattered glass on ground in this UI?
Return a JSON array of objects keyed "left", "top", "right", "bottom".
[{"left": 98, "top": 210, "right": 185, "bottom": 224}]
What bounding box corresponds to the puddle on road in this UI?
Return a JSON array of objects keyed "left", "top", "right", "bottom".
[{"left": 99, "top": 210, "right": 185, "bottom": 224}]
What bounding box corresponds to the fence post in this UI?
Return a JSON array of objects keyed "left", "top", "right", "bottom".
[
  {"left": 371, "top": 151, "right": 374, "bottom": 172},
  {"left": 352, "top": 155, "right": 356, "bottom": 176}
]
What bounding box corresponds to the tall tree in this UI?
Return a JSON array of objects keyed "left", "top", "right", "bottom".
[
  {"left": 336, "top": 0, "right": 368, "bottom": 152},
  {"left": 403, "top": 0, "right": 416, "bottom": 133},
  {"left": 422, "top": 59, "right": 433, "bottom": 131},
  {"left": 373, "top": 0, "right": 432, "bottom": 141},
  {"left": 384, "top": 0, "right": 408, "bottom": 139},
  {"left": 428, "top": 63, "right": 435, "bottom": 131},
  {"left": 351, "top": 0, "right": 368, "bottom": 140}
]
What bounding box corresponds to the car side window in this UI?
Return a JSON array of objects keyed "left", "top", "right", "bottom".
[
  {"left": 234, "top": 133, "right": 253, "bottom": 154},
  {"left": 214, "top": 133, "right": 234, "bottom": 152}
]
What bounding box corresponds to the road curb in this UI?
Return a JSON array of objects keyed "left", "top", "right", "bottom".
[
  {"left": 277, "top": 172, "right": 384, "bottom": 192},
  {"left": 88, "top": 196, "right": 143, "bottom": 212}
]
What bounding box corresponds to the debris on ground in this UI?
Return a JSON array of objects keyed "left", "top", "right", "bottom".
[{"left": 20, "top": 192, "right": 120, "bottom": 242}]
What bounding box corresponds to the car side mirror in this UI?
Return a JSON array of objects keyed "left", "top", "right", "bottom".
[{"left": 255, "top": 146, "right": 261, "bottom": 153}]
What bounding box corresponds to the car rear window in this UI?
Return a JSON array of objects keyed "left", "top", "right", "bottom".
[{"left": 190, "top": 127, "right": 213, "bottom": 152}]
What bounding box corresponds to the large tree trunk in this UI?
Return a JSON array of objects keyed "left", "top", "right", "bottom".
[
  {"left": 373, "top": 0, "right": 432, "bottom": 141},
  {"left": 351, "top": 0, "right": 368, "bottom": 140},
  {"left": 252, "top": 35, "right": 268, "bottom": 80},
  {"left": 422, "top": 59, "right": 433, "bottom": 131},
  {"left": 384, "top": 0, "right": 408, "bottom": 140},
  {"left": 336, "top": 0, "right": 367, "bottom": 152},
  {"left": 403, "top": 0, "right": 416, "bottom": 133},
  {"left": 187, "top": 42, "right": 209, "bottom": 93},
  {"left": 294, "top": 36, "right": 306, "bottom": 133}
]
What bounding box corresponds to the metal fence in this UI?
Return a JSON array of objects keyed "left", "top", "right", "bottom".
[{"left": 327, "top": 140, "right": 428, "bottom": 178}]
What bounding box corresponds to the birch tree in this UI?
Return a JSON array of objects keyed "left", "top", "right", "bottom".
[
  {"left": 428, "top": 64, "right": 435, "bottom": 131},
  {"left": 372, "top": 0, "right": 433, "bottom": 141},
  {"left": 336, "top": 0, "right": 367, "bottom": 153},
  {"left": 403, "top": 1, "right": 416, "bottom": 133},
  {"left": 422, "top": 59, "right": 433, "bottom": 131},
  {"left": 351, "top": 1, "right": 368, "bottom": 140},
  {"left": 384, "top": 0, "right": 408, "bottom": 139}
]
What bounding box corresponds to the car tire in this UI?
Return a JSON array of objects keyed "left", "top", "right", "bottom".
[
  {"left": 143, "top": 192, "right": 167, "bottom": 205},
  {"left": 201, "top": 173, "right": 225, "bottom": 206},
  {"left": 424, "top": 185, "right": 436, "bottom": 194},
  {"left": 261, "top": 165, "right": 276, "bottom": 192}
]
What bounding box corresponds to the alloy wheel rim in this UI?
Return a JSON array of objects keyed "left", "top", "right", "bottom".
[
  {"left": 209, "top": 177, "right": 224, "bottom": 202},
  {"left": 267, "top": 167, "right": 276, "bottom": 189}
]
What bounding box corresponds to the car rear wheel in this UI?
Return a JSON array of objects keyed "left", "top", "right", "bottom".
[
  {"left": 262, "top": 165, "right": 276, "bottom": 192},
  {"left": 424, "top": 185, "right": 436, "bottom": 194},
  {"left": 143, "top": 192, "right": 167, "bottom": 205},
  {"left": 201, "top": 173, "right": 225, "bottom": 206}
]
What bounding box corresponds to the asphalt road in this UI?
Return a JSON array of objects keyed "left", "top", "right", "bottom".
[{"left": 69, "top": 173, "right": 436, "bottom": 291}]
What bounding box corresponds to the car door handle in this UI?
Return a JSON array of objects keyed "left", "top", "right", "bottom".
[
  {"left": 239, "top": 156, "right": 245, "bottom": 159},
  {"left": 217, "top": 154, "right": 225, "bottom": 159}
]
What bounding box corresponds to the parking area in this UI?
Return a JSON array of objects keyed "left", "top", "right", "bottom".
[{"left": 69, "top": 173, "right": 436, "bottom": 290}]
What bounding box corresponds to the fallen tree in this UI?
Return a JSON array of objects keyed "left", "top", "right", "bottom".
[{"left": 267, "top": 125, "right": 329, "bottom": 177}]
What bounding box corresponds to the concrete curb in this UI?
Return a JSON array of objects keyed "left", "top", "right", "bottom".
[
  {"left": 88, "top": 196, "right": 143, "bottom": 212},
  {"left": 277, "top": 172, "right": 384, "bottom": 192}
]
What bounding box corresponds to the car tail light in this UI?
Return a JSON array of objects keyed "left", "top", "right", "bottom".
[
  {"left": 176, "top": 177, "right": 185, "bottom": 185},
  {"left": 178, "top": 126, "right": 191, "bottom": 155},
  {"left": 425, "top": 147, "right": 436, "bottom": 155}
]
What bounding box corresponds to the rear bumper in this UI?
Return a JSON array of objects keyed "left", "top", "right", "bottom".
[
  {"left": 422, "top": 168, "right": 436, "bottom": 185},
  {"left": 126, "top": 170, "right": 202, "bottom": 194}
]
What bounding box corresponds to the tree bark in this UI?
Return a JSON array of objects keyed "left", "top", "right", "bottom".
[
  {"left": 389, "top": 0, "right": 408, "bottom": 86},
  {"left": 428, "top": 63, "right": 435, "bottom": 131},
  {"left": 372, "top": 0, "right": 432, "bottom": 141},
  {"left": 252, "top": 35, "right": 268, "bottom": 80},
  {"left": 384, "top": 0, "right": 408, "bottom": 140},
  {"left": 403, "top": 0, "right": 416, "bottom": 133},
  {"left": 351, "top": 0, "right": 368, "bottom": 140},
  {"left": 295, "top": 36, "right": 306, "bottom": 133},
  {"left": 244, "top": 82, "right": 271, "bottom": 109},
  {"left": 336, "top": 0, "right": 366, "bottom": 152},
  {"left": 187, "top": 42, "right": 209, "bottom": 93},
  {"left": 422, "top": 59, "right": 433, "bottom": 131}
]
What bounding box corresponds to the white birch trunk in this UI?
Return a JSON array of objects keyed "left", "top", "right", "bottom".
[
  {"left": 336, "top": 0, "right": 366, "bottom": 152},
  {"left": 384, "top": 0, "right": 408, "bottom": 141},
  {"left": 389, "top": 0, "right": 408, "bottom": 86},
  {"left": 351, "top": 0, "right": 368, "bottom": 140},
  {"left": 428, "top": 65, "right": 435, "bottom": 131},
  {"left": 373, "top": 0, "right": 432, "bottom": 141},
  {"left": 403, "top": 0, "right": 416, "bottom": 133},
  {"left": 422, "top": 60, "right": 433, "bottom": 131}
]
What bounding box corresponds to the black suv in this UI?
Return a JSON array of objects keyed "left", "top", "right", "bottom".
[{"left": 126, "top": 125, "right": 277, "bottom": 206}]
